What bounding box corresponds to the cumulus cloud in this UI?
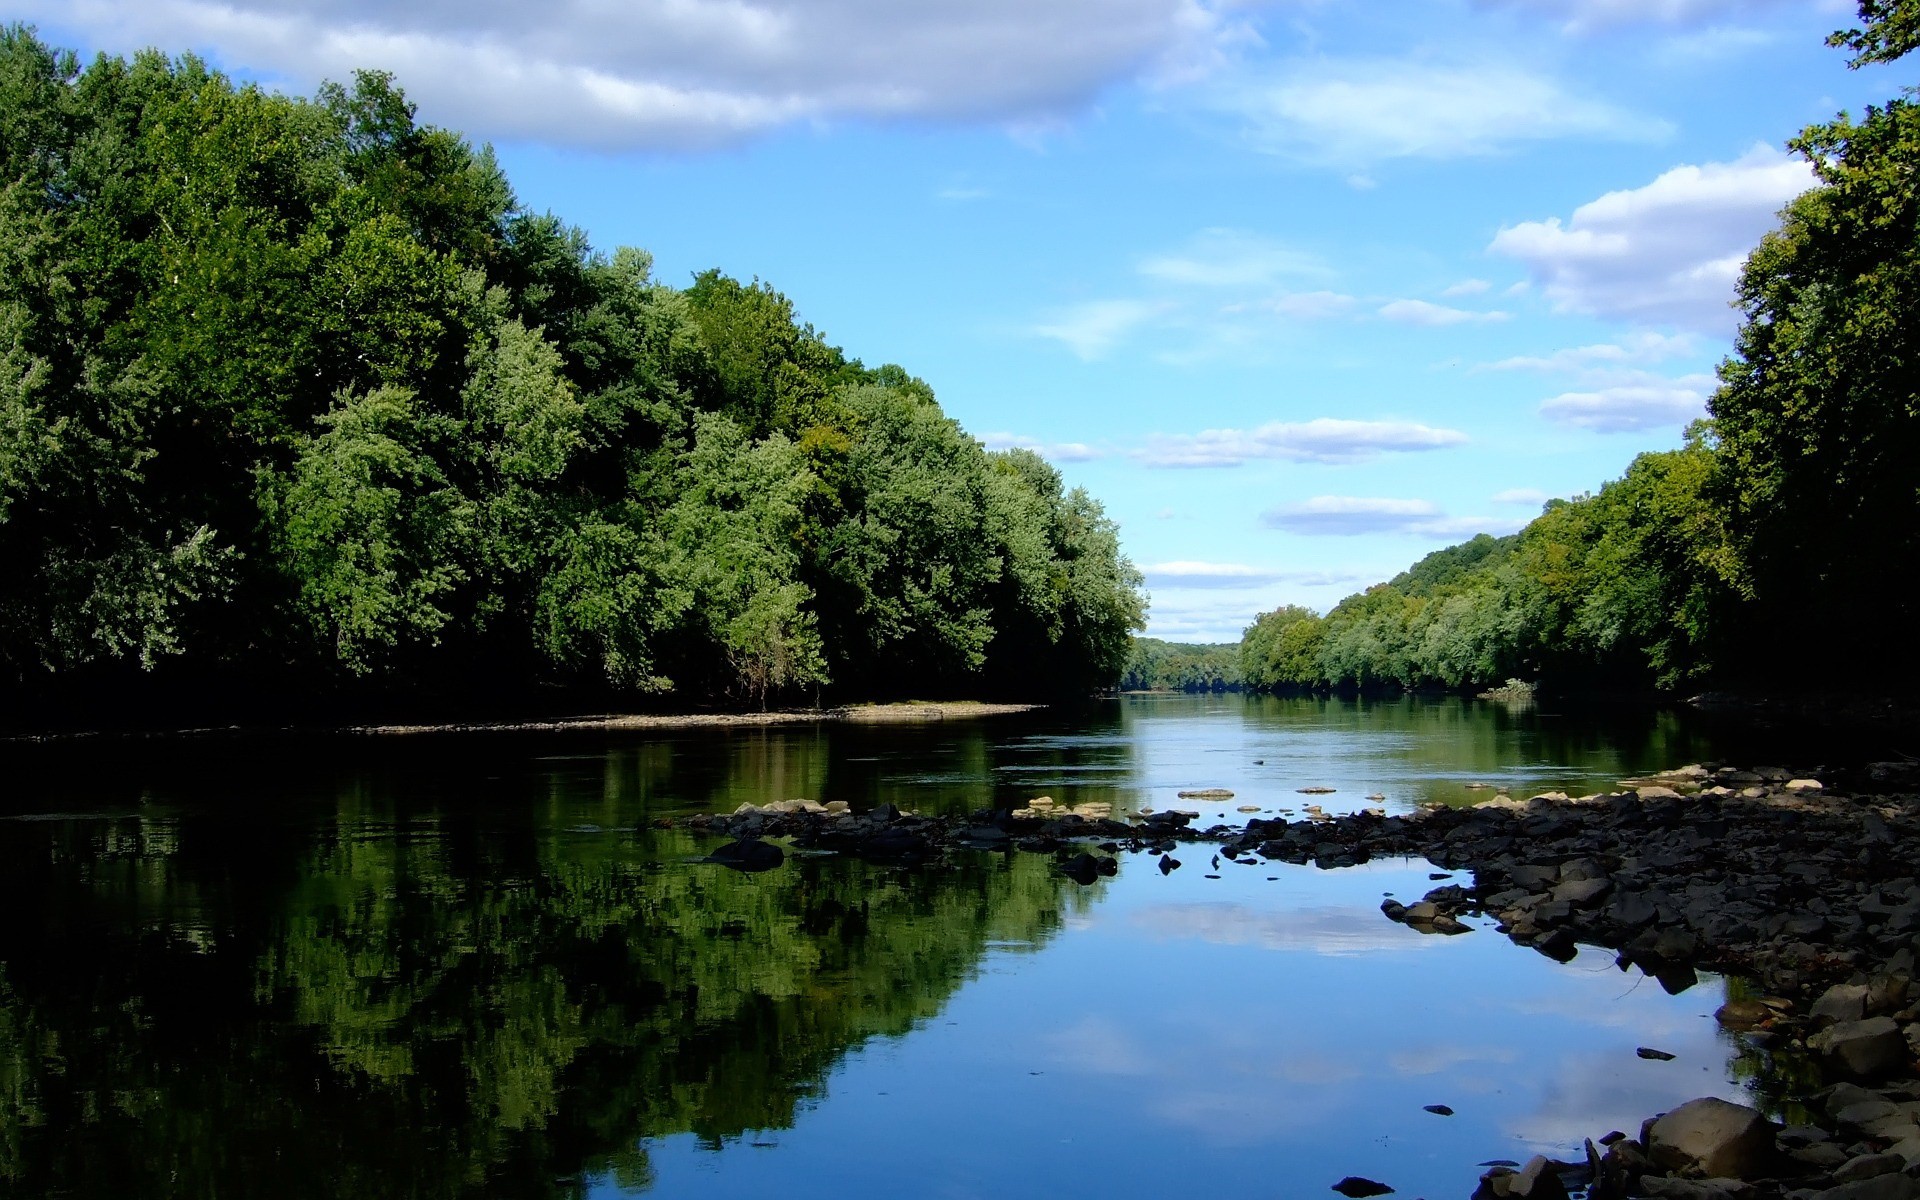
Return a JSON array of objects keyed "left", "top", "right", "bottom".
[
  {"left": 1378, "top": 298, "right": 1511, "bottom": 326},
  {"left": 1263, "top": 496, "right": 1524, "bottom": 538},
  {"left": 1538, "top": 376, "right": 1713, "bottom": 431},
  {"left": 1215, "top": 58, "right": 1670, "bottom": 165},
  {"left": 1139, "top": 418, "right": 1469, "bottom": 467},
  {"left": 1488, "top": 144, "right": 1816, "bottom": 333},
  {"left": 28, "top": 0, "right": 1259, "bottom": 149},
  {"left": 1442, "top": 278, "right": 1493, "bottom": 297}
]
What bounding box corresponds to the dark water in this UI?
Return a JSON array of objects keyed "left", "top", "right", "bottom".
[{"left": 0, "top": 696, "right": 1814, "bottom": 1198}]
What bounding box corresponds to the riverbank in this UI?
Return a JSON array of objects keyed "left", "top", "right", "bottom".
[
  {"left": 683, "top": 759, "right": 1920, "bottom": 1199},
  {"left": 0, "top": 700, "right": 1043, "bottom": 744}
]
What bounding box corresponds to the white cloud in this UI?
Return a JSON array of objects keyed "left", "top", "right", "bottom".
[
  {"left": 1441, "top": 278, "right": 1493, "bottom": 297},
  {"left": 1139, "top": 418, "right": 1470, "bottom": 467},
  {"left": 1483, "top": 0, "right": 1836, "bottom": 34},
  {"left": 1483, "top": 331, "right": 1698, "bottom": 376},
  {"left": 1378, "top": 299, "right": 1511, "bottom": 326},
  {"left": 1263, "top": 496, "right": 1525, "bottom": 538},
  {"left": 1491, "top": 487, "right": 1553, "bottom": 507},
  {"left": 1488, "top": 144, "right": 1816, "bottom": 333},
  {"left": 29, "top": 0, "right": 1259, "bottom": 149},
  {"left": 1031, "top": 299, "right": 1165, "bottom": 360},
  {"left": 1138, "top": 229, "right": 1327, "bottom": 288},
  {"left": 979, "top": 432, "right": 1104, "bottom": 461},
  {"left": 1215, "top": 58, "right": 1670, "bottom": 165},
  {"left": 1143, "top": 562, "right": 1374, "bottom": 590},
  {"left": 1260, "top": 291, "right": 1359, "bottom": 320},
  {"left": 1538, "top": 376, "right": 1713, "bottom": 431}
]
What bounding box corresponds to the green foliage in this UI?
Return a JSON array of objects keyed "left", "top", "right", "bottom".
[
  {"left": 1710, "top": 85, "right": 1920, "bottom": 678},
  {"left": 1122, "top": 638, "right": 1241, "bottom": 691},
  {"left": 1239, "top": 444, "right": 1742, "bottom": 693},
  {"left": 1829, "top": 0, "right": 1919, "bottom": 66},
  {"left": 0, "top": 28, "right": 1145, "bottom": 709}
]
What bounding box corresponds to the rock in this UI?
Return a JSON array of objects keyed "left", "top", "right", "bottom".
[
  {"left": 1331, "top": 1178, "right": 1393, "bottom": 1197},
  {"left": 1835, "top": 1152, "right": 1908, "bottom": 1183},
  {"left": 1640, "top": 1180, "right": 1754, "bottom": 1200},
  {"left": 1815, "top": 984, "right": 1873, "bottom": 1027},
  {"left": 1811, "top": 1175, "right": 1920, "bottom": 1200},
  {"left": 708, "top": 838, "right": 785, "bottom": 872},
  {"left": 1554, "top": 877, "right": 1614, "bottom": 905},
  {"left": 1787, "top": 779, "right": 1825, "bottom": 792},
  {"left": 1811, "top": 1017, "right": 1911, "bottom": 1080},
  {"left": 1638, "top": 1046, "right": 1677, "bottom": 1060},
  {"left": 1298, "top": 787, "right": 1338, "bottom": 794},
  {"left": 1646, "top": 1097, "right": 1776, "bottom": 1180},
  {"left": 1057, "top": 852, "right": 1118, "bottom": 885},
  {"left": 1506, "top": 1157, "right": 1569, "bottom": 1200},
  {"left": 1638, "top": 785, "right": 1686, "bottom": 800},
  {"left": 1178, "top": 789, "right": 1235, "bottom": 799},
  {"left": 1424, "top": 1104, "right": 1455, "bottom": 1116}
]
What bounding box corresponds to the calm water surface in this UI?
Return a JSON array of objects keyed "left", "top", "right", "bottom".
[{"left": 0, "top": 696, "right": 1815, "bottom": 1198}]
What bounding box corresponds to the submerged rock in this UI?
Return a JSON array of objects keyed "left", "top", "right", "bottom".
[
  {"left": 1331, "top": 1177, "right": 1393, "bottom": 1197},
  {"left": 708, "top": 838, "right": 785, "bottom": 872}
]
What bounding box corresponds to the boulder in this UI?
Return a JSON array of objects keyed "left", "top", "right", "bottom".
[
  {"left": 1646, "top": 1098, "right": 1775, "bottom": 1179},
  {"left": 1814, "top": 984, "right": 1873, "bottom": 1028},
  {"left": 1811, "top": 1017, "right": 1911, "bottom": 1080}
]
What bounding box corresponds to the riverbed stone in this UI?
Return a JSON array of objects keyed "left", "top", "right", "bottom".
[
  {"left": 1647, "top": 1098, "right": 1776, "bottom": 1179},
  {"left": 1835, "top": 1152, "right": 1907, "bottom": 1183},
  {"left": 1815, "top": 985, "right": 1874, "bottom": 1027},
  {"left": 1811, "top": 1174, "right": 1920, "bottom": 1200},
  {"left": 1813, "top": 1017, "right": 1911, "bottom": 1080}
]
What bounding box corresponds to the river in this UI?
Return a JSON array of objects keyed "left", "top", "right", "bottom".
[{"left": 0, "top": 695, "right": 1823, "bottom": 1198}]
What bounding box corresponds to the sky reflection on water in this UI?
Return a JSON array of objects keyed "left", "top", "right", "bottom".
[{"left": 622, "top": 855, "right": 1748, "bottom": 1200}]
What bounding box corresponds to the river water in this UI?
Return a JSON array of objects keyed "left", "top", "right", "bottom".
[{"left": 0, "top": 695, "right": 1814, "bottom": 1198}]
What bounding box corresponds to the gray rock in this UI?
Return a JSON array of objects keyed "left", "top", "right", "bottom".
[
  {"left": 1641, "top": 1180, "right": 1755, "bottom": 1200},
  {"left": 1835, "top": 1153, "right": 1908, "bottom": 1184},
  {"left": 1812, "top": 1174, "right": 1920, "bottom": 1200},
  {"left": 1554, "top": 877, "right": 1613, "bottom": 905},
  {"left": 1814, "top": 985, "right": 1874, "bottom": 1027},
  {"left": 1647, "top": 1097, "right": 1776, "bottom": 1180},
  {"left": 1812, "top": 1017, "right": 1911, "bottom": 1080}
]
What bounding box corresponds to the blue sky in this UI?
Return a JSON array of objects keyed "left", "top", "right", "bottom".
[{"left": 21, "top": 0, "right": 1905, "bottom": 639}]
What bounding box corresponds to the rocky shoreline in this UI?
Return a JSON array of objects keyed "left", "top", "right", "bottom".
[{"left": 684, "top": 760, "right": 1920, "bottom": 1199}]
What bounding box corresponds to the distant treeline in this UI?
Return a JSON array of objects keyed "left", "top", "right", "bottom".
[
  {"left": 1120, "top": 638, "right": 1241, "bottom": 692},
  {"left": 1236, "top": 4, "right": 1919, "bottom": 696},
  {"left": 0, "top": 29, "right": 1145, "bottom": 716}
]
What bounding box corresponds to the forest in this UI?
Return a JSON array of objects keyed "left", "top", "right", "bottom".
[
  {"left": 1119, "top": 638, "right": 1242, "bottom": 692},
  {"left": 1241, "top": 5, "right": 1920, "bottom": 697},
  {"left": 0, "top": 27, "right": 1145, "bottom": 720}
]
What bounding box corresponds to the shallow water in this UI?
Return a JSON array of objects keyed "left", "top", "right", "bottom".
[{"left": 0, "top": 695, "right": 1811, "bottom": 1198}]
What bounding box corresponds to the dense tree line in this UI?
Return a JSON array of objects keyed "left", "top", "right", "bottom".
[
  {"left": 1242, "top": 1, "right": 1918, "bottom": 696},
  {"left": 1120, "top": 637, "right": 1242, "bottom": 692},
  {"left": 0, "top": 29, "right": 1144, "bottom": 717}
]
